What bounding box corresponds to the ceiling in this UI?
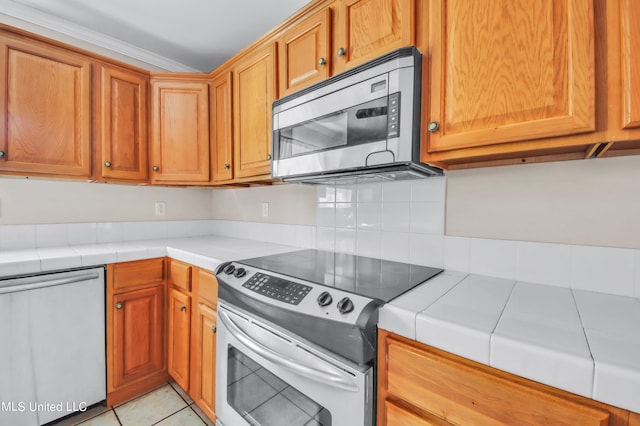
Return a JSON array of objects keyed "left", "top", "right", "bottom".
[{"left": 1, "top": 0, "right": 311, "bottom": 72}]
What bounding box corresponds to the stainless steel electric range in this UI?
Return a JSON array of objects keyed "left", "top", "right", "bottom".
[{"left": 214, "top": 249, "right": 442, "bottom": 426}]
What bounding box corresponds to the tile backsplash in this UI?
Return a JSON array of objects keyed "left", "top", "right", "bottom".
[
  {"left": 1, "top": 177, "right": 638, "bottom": 299},
  {"left": 0, "top": 220, "right": 215, "bottom": 251},
  {"left": 316, "top": 177, "right": 446, "bottom": 263}
]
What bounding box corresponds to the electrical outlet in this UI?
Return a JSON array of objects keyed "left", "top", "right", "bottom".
[
  {"left": 155, "top": 201, "right": 166, "bottom": 217},
  {"left": 261, "top": 202, "right": 269, "bottom": 217}
]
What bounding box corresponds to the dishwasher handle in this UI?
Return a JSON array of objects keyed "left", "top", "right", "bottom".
[{"left": 0, "top": 272, "right": 101, "bottom": 295}]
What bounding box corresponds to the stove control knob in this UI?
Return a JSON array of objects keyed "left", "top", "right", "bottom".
[
  {"left": 317, "top": 291, "right": 333, "bottom": 307},
  {"left": 234, "top": 267, "right": 247, "bottom": 278},
  {"left": 223, "top": 264, "right": 236, "bottom": 275},
  {"left": 337, "top": 297, "right": 354, "bottom": 314}
]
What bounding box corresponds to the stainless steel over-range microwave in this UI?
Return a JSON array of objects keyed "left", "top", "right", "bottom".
[{"left": 271, "top": 47, "right": 442, "bottom": 184}]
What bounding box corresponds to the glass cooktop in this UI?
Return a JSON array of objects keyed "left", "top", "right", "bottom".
[{"left": 237, "top": 249, "right": 443, "bottom": 303}]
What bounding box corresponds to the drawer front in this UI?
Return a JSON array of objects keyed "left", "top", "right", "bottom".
[
  {"left": 385, "top": 400, "right": 447, "bottom": 426},
  {"left": 197, "top": 269, "right": 218, "bottom": 307},
  {"left": 384, "top": 336, "right": 609, "bottom": 426},
  {"left": 113, "top": 258, "right": 165, "bottom": 291},
  {"left": 168, "top": 259, "right": 192, "bottom": 291}
]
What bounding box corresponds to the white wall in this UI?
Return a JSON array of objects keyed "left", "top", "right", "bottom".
[
  {"left": 210, "top": 184, "right": 317, "bottom": 226},
  {"left": 0, "top": 177, "right": 213, "bottom": 224},
  {"left": 446, "top": 156, "right": 640, "bottom": 249}
]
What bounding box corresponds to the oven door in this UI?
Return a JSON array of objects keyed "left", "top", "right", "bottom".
[{"left": 216, "top": 302, "right": 373, "bottom": 426}]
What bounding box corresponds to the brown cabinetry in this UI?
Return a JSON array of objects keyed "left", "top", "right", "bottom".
[
  {"left": 191, "top": 268, "right": 219, "bottom": 422},
  {"left": 422, "top": 0, "right": 596, "bottom": 167},
  {"left": 233, "top": 43, "right": 277, "bottom": 180},
  {"left": 278, "top": 8, "right": 331, "bottom": 96},
  {"left": 167, "top": 259, "right": 192, "bottom": 392},
  {"left": 0, "top": 30, "right": 92, "bottom": 178},
  {"left": 333, "top": 0, "right": 415, "bottom": 73},
  {"left": 96, "top": 64, "right": 149, "bottom": 182},
  {"left": 150, "top": 75, "right": 210, "bottom": 184},
  {"left": 210, "top": 70, "right": 235, "bottom": 183},
  {"left": 107, "top": 258, "right": 168, "bottom": 406},
  {"left": 378, "top": 329, "right": 633, "bottom": 425}
]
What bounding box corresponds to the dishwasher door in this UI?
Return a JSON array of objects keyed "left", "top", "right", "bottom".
[{"left": 0, "top": 267, "right": 106, "bottom": 426}]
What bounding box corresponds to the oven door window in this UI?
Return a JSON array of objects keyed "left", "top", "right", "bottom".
[
  {"left": 227, "top": 346, "right": 332, "bottom": 426},
  {"left": 276, "top": 96, "right": 390, "bottom": 160}
]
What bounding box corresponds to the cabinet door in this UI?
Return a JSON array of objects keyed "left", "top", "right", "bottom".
[
  {"left": 234, "top": 44, "right": 276, "bottom": 179},
  {"left": 168, "top": 288, "right": 191, "bottom": 391},
  {"left": 98, "top": 64, "right": 149, "bottom": 181},
  {"left": 379, "top": 331, "right": 611, "bottom": 426},
  {"left": 112, "top": 285, "right": 164, "bottom": 389},
  {"left": 211, "top": 70, "right": 234, "bottom": 183},
  {"left": 334, "top": 0, "right": 415, "bottom": 72},
  {"left": 150, "top": 78, "right": 210, "bottom": 183},
  {"left": 426, "top": 0, "right": 595, "bottom": 153},
  {"left": 621, "top": 0, "right": 640, "bottom": 129},
  {"left": 278, "top": 8, "right": 331, "bottom": 96},
  {"left": 0, "top": 33, "right": 91, "bottom": 177},
  {"left": 194, "top": 303, "right": 217, "bottom": 421}
]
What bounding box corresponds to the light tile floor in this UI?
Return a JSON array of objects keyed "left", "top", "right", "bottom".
[{"left": 53, "top": 382, "right": 214, "bottom": 426}]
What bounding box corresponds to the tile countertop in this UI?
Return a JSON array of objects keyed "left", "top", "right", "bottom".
[
  {"left": 2, "top": 238, "right": 639, "bottom": 414},
  {"left": 0, "top": 235, "right": 301, "bottom": 277},
  {"left": 379, "top": 272, "right": 640, "bottom": 414}
]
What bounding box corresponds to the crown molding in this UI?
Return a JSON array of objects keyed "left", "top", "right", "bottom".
[{"left": 0, "top": 1, "right": 200, "bottom": 72}]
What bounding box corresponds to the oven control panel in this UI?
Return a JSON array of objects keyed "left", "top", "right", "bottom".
[
  {"left": 242, "top": 272, "right": 312, "bottom": 305},
  {"left": 217, "top": 261, "right": 375, "bottom": 324}
]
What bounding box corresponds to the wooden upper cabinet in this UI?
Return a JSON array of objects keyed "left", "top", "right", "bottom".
[
  {"left": 97, "top": 64, "right": 149, "bottom": 182},
  {"left": 278, "top": 8, "right": 331, "bottom": 96},
  {"left": 425, "top": 0, "right": 595, "bottom": 153},
  {"left": 0, "top": 32, "right": 92, "bottom": 177},
  {"left": 210, "top": 70, "right": 234, "bottom": 183},
  {"left": 233, "top": 43, "right": 277, "bottom": 179},
  {"left": 150, "top": 76, "right": 210, "bottom": 183},
  {"left": 620, "top": 0, "right": 640, "bottom": 130},
  {"left": 334, "top": 0, "right": 415, "bottom": 73}
]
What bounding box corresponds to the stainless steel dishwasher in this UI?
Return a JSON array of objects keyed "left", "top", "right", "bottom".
[{"left": 0, "top": 267, "right": 106, "bottom": 426}]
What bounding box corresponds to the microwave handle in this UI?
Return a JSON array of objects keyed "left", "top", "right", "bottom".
[{"left": 218, "top": 308, "right": 360, "bottom": 392}]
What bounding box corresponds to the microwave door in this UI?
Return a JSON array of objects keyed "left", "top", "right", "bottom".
[
  {"left": 279, "top": 111, "right": 349, "bottom": 159},
  {"left": 277, "top": 97, "right": 389, "bottom": 160}
]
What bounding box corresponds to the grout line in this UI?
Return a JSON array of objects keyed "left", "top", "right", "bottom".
[{"left": 111, "top": 407, "right": 123, "bottom": 426}]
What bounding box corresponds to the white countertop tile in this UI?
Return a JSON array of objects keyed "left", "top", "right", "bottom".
[
  {"left": 0, "top": 249, "right": 41, "bottom": 276},
  {"left": 491, "top": 282, "right": 593, "bottom": 397},
  {"left": 416, "top": 275, "right": 515, "bottom": 364},
  {"left": 379, "top": 271, "right": 467, "bottom": 339},
  {"left": 573, "top": 291, "right": 640, "bottom": 413},
  {"left": 37, "top": 246, "right": 83, "bottom": 271}
]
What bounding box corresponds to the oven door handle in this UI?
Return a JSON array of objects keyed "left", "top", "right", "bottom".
[{"left": 218, "top": 308, "right": 360, "bottom": 392}]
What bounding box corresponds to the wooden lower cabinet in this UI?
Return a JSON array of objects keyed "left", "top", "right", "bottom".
[
  {"left": 378, "top": 329, "right": 634, "bottom": 426},
  {"left": 107, "top": 259, "right": 168, "bottom": 406},
  {"left": 193, "top": 302, "right": 218, "bottom": 421},
  {"left": 168, "top": 287, "right": 191, "bottom": 391}
]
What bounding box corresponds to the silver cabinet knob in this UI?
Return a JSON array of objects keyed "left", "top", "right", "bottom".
[
  {"left": 212, "top": 325, "right": 217, "bottom": 333},
  {"left": 0, "top": 150, "right": 5, "bottom": 158},
  {"left": 115, "top": 302, "right": 123, "bottom": 310},
  {"left": 223, "top": 163, "right": 230, "bottom": 170},
  {"left": 337, "top": 47, "right": 346, "bottom": 57},
  {"left": 104, "top": 161, "right": 112, "bottom": 168},
  {"left": 318, "top": 57, "right": 326, "bottom": 66},
  {"left": 427, "top": 121, "right": 440, "bottom": 132},
  {"left": 180, "top": 305, "right": 187, "bottom": 312},
  {"left": 152, "top": 165, "right": 159, "bottom": 172}
]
